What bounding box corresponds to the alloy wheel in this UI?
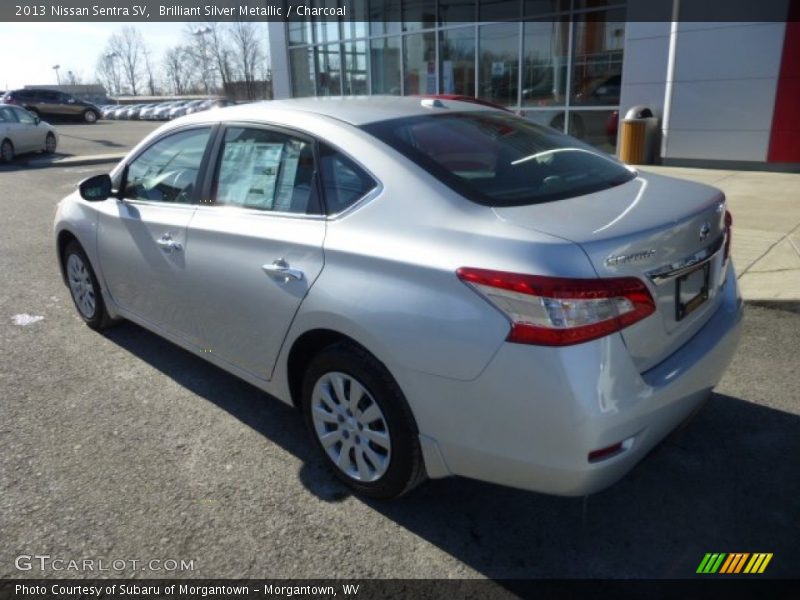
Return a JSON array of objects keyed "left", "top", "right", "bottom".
[
  {"left": 67, "top": 253, "right": 96, "bottom": 318},
  {"left": 45, "top": 133, "right": 56, "bottom": 153},
  {"left": 311, "top": 371, "right": 391, "bottom": 482}
]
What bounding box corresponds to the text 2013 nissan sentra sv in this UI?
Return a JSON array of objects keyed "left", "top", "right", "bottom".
[{"left": 54, "top": 97, "right": 743, "bottom": 499}]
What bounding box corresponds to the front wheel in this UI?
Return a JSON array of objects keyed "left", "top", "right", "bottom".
[
  {"left": 63, "top": 241, "right": 114, "bottom": 330},
  {"left": 83, "top": 109, "right": 98, "bottom": 123},
  {"left": 302, "top": 342, "right": 426, "bottom": 499}
]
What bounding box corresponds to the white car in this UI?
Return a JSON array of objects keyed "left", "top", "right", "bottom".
[{"left": 0, "top": 103, "right": 58, "bottom": 162}]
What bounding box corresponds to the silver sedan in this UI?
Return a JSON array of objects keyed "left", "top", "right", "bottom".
[
  {"left": 53, "top": 97, "right": 742, "bottom": 499},
  {"left": 0, "top": 104, "right": 58, "bottom": 161}
]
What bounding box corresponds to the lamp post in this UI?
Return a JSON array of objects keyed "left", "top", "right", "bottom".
[
  {"left": 52, "top": 64, "right": 61, "bottom": 85},
  {"left": 193, "top": 26, "right": 212, "bottom": 94}
]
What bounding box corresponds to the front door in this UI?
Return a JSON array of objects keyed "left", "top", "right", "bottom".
[
  {"left": 96, "top": 126, "right": 213, "bottom": 339},
  {"left": 180, "top": 125, "right": 326, "bottom": 379}
]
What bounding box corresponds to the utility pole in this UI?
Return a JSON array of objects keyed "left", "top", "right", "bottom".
[{"left": 193, "top": 26, "right": 212, "bottom": 95}]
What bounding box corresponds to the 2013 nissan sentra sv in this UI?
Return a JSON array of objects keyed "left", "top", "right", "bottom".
[{"left": 54, "top": 97, "right": 743, "bottom": 499}]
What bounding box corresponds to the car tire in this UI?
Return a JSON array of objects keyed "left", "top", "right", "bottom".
[
  {"left": 302, "top": 342, "right": 426, "bottom": 499},
  {"left": 44, "top": 132, "right": 57, "bottom": 154},
  {"left": 83, "top": 110, "right": 99, "bottom": 124},
  {"left": 63, "top": 240, "right": 114, "bottom": 330},
  {"left": 0, "top": 139, "right": 13, "bottom": 163}
]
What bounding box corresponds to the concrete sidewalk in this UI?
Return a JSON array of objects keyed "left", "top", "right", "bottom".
[{"left": 640, "top": 166, "right": 800, "bottom": 303}]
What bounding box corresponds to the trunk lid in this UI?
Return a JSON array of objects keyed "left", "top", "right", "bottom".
[{"left": 493, "top": 171, "right": 729, "bottom": 372}]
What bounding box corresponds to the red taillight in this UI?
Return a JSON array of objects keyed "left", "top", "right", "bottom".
[
  {"left": 456, "top": 268, "right": 656, "bottom": 346},
  {"left": 723, "top": 210, "right": 733, "bottom": 262}
]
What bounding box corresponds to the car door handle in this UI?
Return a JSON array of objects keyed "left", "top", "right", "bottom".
[
  {"left": 156, "top": 234, "right": 182, "bottom": 253},
  {"left": 262, "top": 259, "right": 304, "bottom": 282}
]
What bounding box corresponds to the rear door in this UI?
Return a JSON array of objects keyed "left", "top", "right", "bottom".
[
  {"left": 96, "top": 126, "right": 214, "bottom": 338},
  {"left": 179, "top": 124, "right": 327, "bottom": 379}
]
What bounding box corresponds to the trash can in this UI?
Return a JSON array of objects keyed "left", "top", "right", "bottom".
[{"left": 618, "top": 106, "right": 659, "bottom": 165}]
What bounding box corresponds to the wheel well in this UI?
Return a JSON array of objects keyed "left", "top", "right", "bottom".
[
  {"left": 56, "top": 230, "right": 79, "bottom": 284},
  {"left": 286, "top": 329, "right": 366, "bottom": 408}
]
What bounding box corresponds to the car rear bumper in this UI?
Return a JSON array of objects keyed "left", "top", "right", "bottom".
[{"left": 399, "top": 262, "right": 744, "bottom": 496}]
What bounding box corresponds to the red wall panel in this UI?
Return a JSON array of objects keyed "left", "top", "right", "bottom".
[{"left": 768, "top": 2, "right": 800, "bottom": 163}]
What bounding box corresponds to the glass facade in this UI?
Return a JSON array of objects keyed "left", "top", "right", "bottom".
[{"left": 284, "top": 0, "right": 625, "bottom": 150}]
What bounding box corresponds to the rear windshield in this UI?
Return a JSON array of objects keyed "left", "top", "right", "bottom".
[{"left": 362, "top": 112, "right": 635, "bottom": 207}]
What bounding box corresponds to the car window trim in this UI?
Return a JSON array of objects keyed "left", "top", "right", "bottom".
[
  {"left": 200, "top": 119, "right": 383, "bottom": 219},
  {"left": 199, "top": 120, "right": 326, "bottom": 219},
  {"left": 116, "top": 123, "right": 220, "bottom": 207},
  {"left": 316, "top": 141, "right": 382, "bottom": 220}
]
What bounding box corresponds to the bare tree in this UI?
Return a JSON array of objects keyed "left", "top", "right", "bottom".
[
  {"left": 96, "top": 53, "right": 123, "bottom": 96},
  {"left": 163, "top": 46, "right": 193, "bottom": 95},
  {"left": 108, "top": 26, "right": 145, "bottom": 95},
  {"left": 229, "top": 22, "right": 264, "bottom": 100},
  {"left": 184, "top": 24, "right": 215, "bottom": 94},
  {"left": 205, "top": 23, "right": 235, "bottom": 91}
]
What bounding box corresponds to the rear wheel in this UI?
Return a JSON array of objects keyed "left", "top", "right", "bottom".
[
  {"left": 63, "top": 241, "right": 114, "bottom": 330},
  {"left": 83, "top": 109, "right": 98, "bottom": 123},
  {"left": 302, "top": 342, "right": 426, "bottom": 499},
  {"left": 44, "top": 132, "right": 57, "bottom": 154}
]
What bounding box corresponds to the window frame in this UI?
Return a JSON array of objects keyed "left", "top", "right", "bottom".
[
  {"left": 13, "top": 107, "right": 36, "bottom": 124},
  {"left": 114, "top": 124, "right": 219, "bottom": 208},
  {"left": 196, "top": 121, "right": 382, "bottom": 220}
]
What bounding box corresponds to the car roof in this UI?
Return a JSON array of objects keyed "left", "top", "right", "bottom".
[{"left": 188, "top": 95, "right": 497, "bottom": 126}]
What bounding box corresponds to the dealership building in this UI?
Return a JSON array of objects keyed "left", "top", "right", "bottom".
[{"left": 267, "top": 0, "right": 799, "bottom": 168}]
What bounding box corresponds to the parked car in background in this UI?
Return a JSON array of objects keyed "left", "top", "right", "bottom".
[
  {"left": 153, "top": 101, "right": 189, "bottom": 120},
  {"left": 0, "top": 103, "right": 58, "bottom": 161},
  {"left": 138, "top": 104, "right": 161, "bottom": 120},
  {"left": 102, "top": 105, "right": 121, "bottom": 120},
  {"left": 54, "top": 97, "right": 741, "bottom": 499},
  {"left": 185, "top": 98, "right": 236, "bottom": 115},
  {"left": 2, "top": 89, "right": 101, "bottom": 123},
  {"left": 168, "top": 99, "right": 206, "bottom": 120}
]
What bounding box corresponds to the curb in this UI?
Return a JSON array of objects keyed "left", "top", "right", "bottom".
[{"left": 28, "top": 153, "right": 126, "bottom": 168}]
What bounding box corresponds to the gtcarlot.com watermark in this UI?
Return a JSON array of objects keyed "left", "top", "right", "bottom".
[{"left": 15, "top": 554, "right": 195, "bottom": 572}]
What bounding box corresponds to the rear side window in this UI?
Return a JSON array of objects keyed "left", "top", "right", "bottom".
[
  {"left": 318, "top": 144, "right": 376, "bottom": 214},
  {"left": 211, "top": 126, "right": 320, "bottom": 214},
  {"left": 362, "top": 112, "right": 635, "bottom": 207}
]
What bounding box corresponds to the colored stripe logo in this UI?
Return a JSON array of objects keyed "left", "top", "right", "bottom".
[{"left": 697, "top": 553, "right": 773, "bottom": 574}]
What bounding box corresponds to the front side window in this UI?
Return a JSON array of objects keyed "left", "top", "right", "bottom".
[
  {"left": 363, "top": 112, "right": 634, "bottom": 206},
  {"left": 318, "top": 144, "right": 377, "bottom": 214},
  {"left": 123, "top": 127, "right": 211, "bottom": 203},
  {"left": 212, "top": 127, "right": 319, "bottom": 215}
]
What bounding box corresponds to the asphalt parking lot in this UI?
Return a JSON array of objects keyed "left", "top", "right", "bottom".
[
  {"left": 0, "top": 120, "right": 159, "bottom": 170},
  {"left": 0, "top": 164, "right": 798, "bottom": 581}
]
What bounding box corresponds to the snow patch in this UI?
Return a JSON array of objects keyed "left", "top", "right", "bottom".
[{"left": 11, "top": 314, "right": 44, "bottom": 326}]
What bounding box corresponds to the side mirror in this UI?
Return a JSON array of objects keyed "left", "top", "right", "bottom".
[
  {"left": 79, "top": 174, "right": 112, "bottom": 202},
  {"left": 33, "top": 116, "right": 40, "bottom": 125}
]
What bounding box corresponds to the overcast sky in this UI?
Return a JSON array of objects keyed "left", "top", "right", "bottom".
[{"left": 0, "top": 22, "right": 207, "bottom": 90}]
